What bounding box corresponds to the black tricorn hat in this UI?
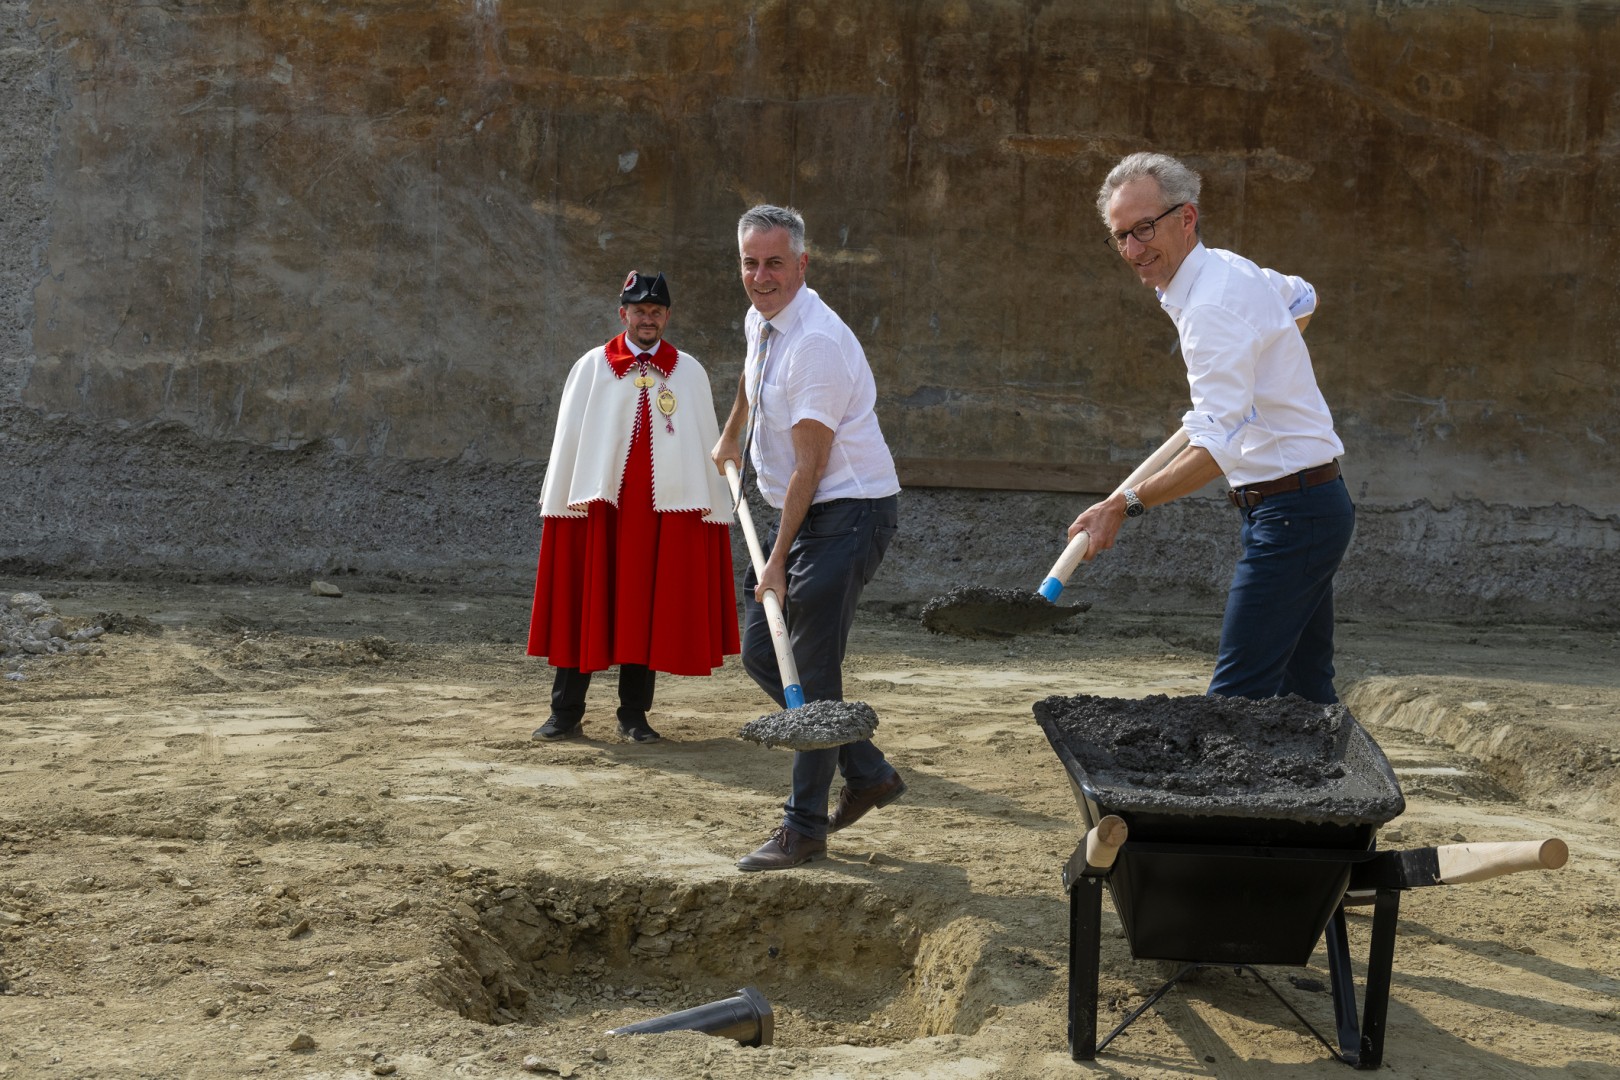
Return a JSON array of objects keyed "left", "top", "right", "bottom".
[{"left": 620, "top": 270, "right": 671, "bottom": 307}]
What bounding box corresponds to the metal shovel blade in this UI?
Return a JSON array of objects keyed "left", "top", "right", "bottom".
[{"left": 921, "top": 585, "right": 1091, "bottom": 640}]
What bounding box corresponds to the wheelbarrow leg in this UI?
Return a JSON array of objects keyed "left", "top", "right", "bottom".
[
  {"left": 1357, "top": 888, "right": 1400, "bottom": 1070},
  {"left": 1325, "top": 889, "right": 1400, "bottom": 1069},
  {"left": 1067, "top": 873, "right": 1104, "bottom": 1060},
  {"left": 1324, "top": 906, "right": 1361, "bottom": 1059}
]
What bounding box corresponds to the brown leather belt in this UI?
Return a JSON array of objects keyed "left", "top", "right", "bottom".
[{"left": 1227, "top": 460, "right": 1341, "bottom": 509}]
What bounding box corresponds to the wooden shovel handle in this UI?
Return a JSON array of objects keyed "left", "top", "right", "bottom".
[
  {"left": 725, "top": 461, "right": 804, "bottom": 708},
  {"left": 1039, "top": 429, "right": 1190, "bottom": 601}
]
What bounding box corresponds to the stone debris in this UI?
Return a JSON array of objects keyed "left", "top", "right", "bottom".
[
  {"left": 311, "top": 580, "right": 344, "bottom": 597},
  {"left": 2, "top": 592, "right": 105, "bottom": 673},
  {"left": 739, "top": 699, "right": 879, "bottom": 751},
  {"left": 920, "top": 585, "right": 1089, "bottom": 639}
]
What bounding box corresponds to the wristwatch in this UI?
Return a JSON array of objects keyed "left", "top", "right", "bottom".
[{"left": 1123, "top": 488, "right": 1146, "bottom": 518}]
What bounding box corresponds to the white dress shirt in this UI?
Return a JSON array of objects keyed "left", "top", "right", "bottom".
[
  {"left": 1158, "top": 243, "right": 1343, "bottom": 487},
  {"left": 743, "top": 286, "right": 900, "bottom": 509}
]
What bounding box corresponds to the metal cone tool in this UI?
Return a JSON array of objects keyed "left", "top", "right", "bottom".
[{"left": 606, "top": 985, "right": 774, "bottom": 1046}]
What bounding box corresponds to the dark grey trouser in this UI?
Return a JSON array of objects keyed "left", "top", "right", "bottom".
[
  {"left": 551, "top": 664, "right": 656, "bottom": 728},
  {"left": 741, "top": 494, "right": 899, "bottom": 839}
]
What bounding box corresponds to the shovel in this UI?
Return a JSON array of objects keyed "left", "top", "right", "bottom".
[
  {"left": 725, "top": 461, "right": 879, "bottom": 750},
  {"left": 1036, "top": 427, "right": 1190, "bottom": 601},
  {"left": 725, "top": 460, "right": 804, "bottom": 708},
  {"left": 920, "top": 430, "right": 1190, "bottom": 638}
]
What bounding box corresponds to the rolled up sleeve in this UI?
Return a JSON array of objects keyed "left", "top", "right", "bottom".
[{"left": 1261, "top": 269, "right": 1317, "bottom": 319}]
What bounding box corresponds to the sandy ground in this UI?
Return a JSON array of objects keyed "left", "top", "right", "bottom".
[{"left": 1, "top": 577, "right": 1617, "bottom": 1080}]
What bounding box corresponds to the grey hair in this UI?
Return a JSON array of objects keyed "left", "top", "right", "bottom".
[
  {"left": 738, "top": 204, "right": 806, "bottom": 255},
  {"left": 1096, "top": 152, "right": 1202, "bottom": 224}
]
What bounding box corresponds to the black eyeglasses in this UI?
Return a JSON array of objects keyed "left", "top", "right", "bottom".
[{"left": 1104, "top": 204, "right": 1185, "bottom": 252}]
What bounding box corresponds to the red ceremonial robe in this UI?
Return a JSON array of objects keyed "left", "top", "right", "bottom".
[{"left": 527, "top": 337, "right": 740, "bottom": 676}]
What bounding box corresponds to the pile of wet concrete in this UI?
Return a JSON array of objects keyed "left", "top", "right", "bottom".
[
  {"left": 1, "top": 592, "right": 106, "bottom": 679},
  {"left": 1033, "top": 693, "right": 1405, "bottom": 826}
]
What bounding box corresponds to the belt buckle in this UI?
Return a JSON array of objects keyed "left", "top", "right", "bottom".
[{"left": 1229, "top": 488, "right": 1263, "bottom": 509}]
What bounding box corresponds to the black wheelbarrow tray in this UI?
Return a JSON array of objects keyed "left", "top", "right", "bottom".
[{"left": 1033, "top": 692, "right": 1568, "bottom": 1071}]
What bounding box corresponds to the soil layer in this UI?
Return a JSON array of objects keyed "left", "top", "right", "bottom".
[{"left": 0, "top": 579, "right": 1617, "bottom": 1079}]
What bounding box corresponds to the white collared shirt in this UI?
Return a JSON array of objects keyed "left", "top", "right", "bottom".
[
  {"left": 743, "top": 286, "right": 900, "bottom": 509},
  {"left": 1158, "top": 243, "right": 1343, "bottom": 487}
]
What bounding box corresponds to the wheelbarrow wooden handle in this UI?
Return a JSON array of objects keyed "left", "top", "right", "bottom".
[
  {"left": 724, "top": 461, "right": 804, "bottom": 709},
  {"left": 1083, "top": 815, "right": 1128, "bottom": 871},
  {"left": 1039, "top": 429, "right": 1190, "bottom": 601},
  {"left": 1435, "top": 838, "right": 1568, "bottom": 884}
]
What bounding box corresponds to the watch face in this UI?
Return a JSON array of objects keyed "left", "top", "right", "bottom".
[{"left": 1125, "top": 491, "right": 1145, "bottom": 517}]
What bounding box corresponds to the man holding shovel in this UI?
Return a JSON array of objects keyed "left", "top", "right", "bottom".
[
  {"left": 712, "top": 204, "right": 904, "bottom": 872},
  {"left": 1070, "top": 152, "right": 1354, "bottom": 705}
]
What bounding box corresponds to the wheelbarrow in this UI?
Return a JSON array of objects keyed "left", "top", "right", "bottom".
[{"left": 1032, "top": 692, "right": 1568, "bottom": 1070}]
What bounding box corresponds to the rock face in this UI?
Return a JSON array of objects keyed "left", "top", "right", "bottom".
[{"left": 2, "top": 2, "right": 1617, "bottom": 615}]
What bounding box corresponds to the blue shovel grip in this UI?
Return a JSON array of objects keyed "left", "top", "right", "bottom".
[
  {"left": 784, "top": 684, "right": 805, "bottom": 709},
  {"left": 1037, "top": 577, "right": 1064, "bottom": 602}
]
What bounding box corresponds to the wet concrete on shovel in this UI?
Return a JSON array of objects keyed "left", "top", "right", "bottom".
[
  {"left": 920, "top": 585, "right": 1090, "bottom": 639},
  {"left": 739, "top": 699, "right": 880, "bottom": 751}
]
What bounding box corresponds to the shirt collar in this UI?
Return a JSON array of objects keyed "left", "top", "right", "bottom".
[
  {"left": 604, "top": 333, "right": 677, "bottom": 379},
  {"left": 755, "top": 284, "right": 814, "bottom": 336},
  {"left": 1157, "top": 242, "right": 1209, "bottom": 316}
]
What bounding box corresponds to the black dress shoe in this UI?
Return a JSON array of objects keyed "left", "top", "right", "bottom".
[
  {"left": 736, "top": 826, "right": 826, "bottom": 872},
  {"left": 532, "top": 716, "right": 582, "bottom": 741},
  {"left": 828, "top": 772, "right": 907, "bottom": 832},
  {"left": 618, "top": 721, "right": 662, "bottom": 744}
]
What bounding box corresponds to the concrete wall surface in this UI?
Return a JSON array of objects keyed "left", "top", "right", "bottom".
[{"left": 3, "top": 0, "right": 1617, "bottom": 619}]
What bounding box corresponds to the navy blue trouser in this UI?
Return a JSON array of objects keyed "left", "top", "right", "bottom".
[
  {"left": 742, "top": 495, "right": 899, "bottom": 840},
  {"left": 1208, "top": 475, "right": 1355, "bottom": 704}
]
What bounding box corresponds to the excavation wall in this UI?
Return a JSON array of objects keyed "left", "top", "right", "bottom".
[{"left": 4, "top": 0, "right": 1616, "bottom": 618}]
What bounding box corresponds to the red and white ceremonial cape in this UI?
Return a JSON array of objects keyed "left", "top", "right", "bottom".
[{"left": 526, "top": 334, "right": 739, "bottom": 675}]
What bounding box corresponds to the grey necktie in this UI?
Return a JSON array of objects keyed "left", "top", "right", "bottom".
[{"left": 736, "top": 321, "right": 774, "bottom": 509}]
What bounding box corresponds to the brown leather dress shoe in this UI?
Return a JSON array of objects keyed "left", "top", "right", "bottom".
[
  {"left": 736, "top": 826, "right": 826, "bottom": 872},
  {"left": 828, "top": 772, "right": 907, "bottom": 833}
]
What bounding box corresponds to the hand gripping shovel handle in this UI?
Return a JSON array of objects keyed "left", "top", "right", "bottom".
[
  {"left": 1038, "top": 428, "right": 1191, "bottom": 601},
  {"left": 724, "top": 461, "right": 805, "bottom": 709}
]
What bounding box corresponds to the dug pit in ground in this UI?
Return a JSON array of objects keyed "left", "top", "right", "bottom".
[{"left": 0, "top": 579, "right": 1615, "bottom": 1077}]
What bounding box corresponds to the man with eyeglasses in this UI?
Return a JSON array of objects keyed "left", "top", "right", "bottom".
[{"left": 1069, "top": 151, "right": 1354, "bottom": 705}]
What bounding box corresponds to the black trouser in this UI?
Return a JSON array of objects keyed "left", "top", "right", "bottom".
[{"left": 550, "top": 664, "right": 656, "bottom": 728}]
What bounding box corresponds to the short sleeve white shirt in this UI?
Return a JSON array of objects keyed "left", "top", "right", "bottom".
[
  {"left": 743, "top": 286, "right": 900, "bottom": 509},
  {"left": 1158, "top": 244, "right": 1343, "bottom": 487}
]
